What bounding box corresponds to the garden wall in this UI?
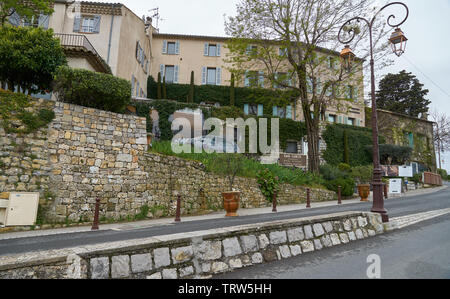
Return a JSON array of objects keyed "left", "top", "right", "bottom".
[
  {"left": 0, "top": 211, "right": 388, "bottom": 279},
  {"left": 0, "top": 99, "right": 335, "bottom": 225}
]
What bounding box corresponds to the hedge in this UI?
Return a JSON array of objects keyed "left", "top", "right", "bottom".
[
  {"left": 53, "top": 66, "right": 131, "bottom": 113},
  {"left": 322, "top": 124, "right": 380, "bottom": 167},
  {"left": 147, "top": 75, "right": 299, "bottom": 114}
]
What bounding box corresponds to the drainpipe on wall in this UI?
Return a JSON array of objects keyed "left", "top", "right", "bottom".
[{"left": 107, "top": 3, "right": 115, "bottom": 65}]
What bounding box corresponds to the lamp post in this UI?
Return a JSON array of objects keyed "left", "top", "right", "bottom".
[{"left": 338, "top": 2, "right": 409, "bottom": 223}]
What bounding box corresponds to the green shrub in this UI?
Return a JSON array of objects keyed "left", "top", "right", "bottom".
[
  {"left": 350, "top": 165, "right": 374, "bottom": 184},
  {"left": 411, "top": 173, "right": 422, "bottom": 184},
  {"left": 374, "top": 144, "right": 413, "bottom": 165},
  {"left": 53, "top": 66, "right": 131, "bottom": 113},
  {"left": 257, "top": 168, "right": 280, "bottom": 203},
  {"left": 320, "top": 164, "right": 349, "bottom": 181},
  {"left": 338, "top": 163, "right": 351, "bottom": 173},
  {"left": 437, "top": 169, "right": 448, "bottom": 179},
  {"left": 325, "top": 177, "right": 355, "bottom": 197}
]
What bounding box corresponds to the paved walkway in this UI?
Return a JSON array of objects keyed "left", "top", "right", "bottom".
[{"left": 0, "top": 185, "right": 447, "bottom": 241}]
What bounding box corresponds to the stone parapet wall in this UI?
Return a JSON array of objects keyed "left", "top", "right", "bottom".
[
  {"left": 0, "top": 99, "right": 335, "bottom": 224},
  {"left": 0, "top": 212, "right": 387, "bottom": 279}
]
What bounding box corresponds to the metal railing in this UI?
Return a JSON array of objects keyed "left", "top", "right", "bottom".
[{"left": 54, "top": 33, "right": 99, "bottom": 57}]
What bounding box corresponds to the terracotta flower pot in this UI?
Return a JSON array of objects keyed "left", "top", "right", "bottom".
[
  {"left": 222, "top": 191, "right": 241, "bottom": 217},
  {"left": 358, "top": 184, "right": 371, "bottom": 202}
]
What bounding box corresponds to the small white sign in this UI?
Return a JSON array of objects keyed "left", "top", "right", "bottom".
[
  {"left": 399, "top": 165, "right": 413, "bottom": 178},
  {"left": 389, "top": 179, "right": 402, "bottom": 194}
]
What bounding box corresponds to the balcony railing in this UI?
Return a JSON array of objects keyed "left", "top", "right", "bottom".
[
  {"left": 54, "top": 33, "right": 99, "bottom": 57},
  {"left": 53, "top": 33, "right": 111, "bottom": 74}
]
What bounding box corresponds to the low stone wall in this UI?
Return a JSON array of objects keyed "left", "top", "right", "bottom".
[{"left": 0, "top": 211, "right": 387, "bottom": 279}]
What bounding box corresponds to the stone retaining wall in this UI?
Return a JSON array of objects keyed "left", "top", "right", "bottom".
[
  {"left": 0, "top": 99, "right": 335, "bottom": 224},
  {"left": 0, "top": 211, "right": 388, "bottom": 279}
]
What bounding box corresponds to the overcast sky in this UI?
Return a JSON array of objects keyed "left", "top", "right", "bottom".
[{"left": 95, "top": 0, "right": 450, "bottom": 171}]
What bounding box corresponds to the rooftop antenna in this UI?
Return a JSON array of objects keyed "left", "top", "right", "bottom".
[{"left": 148, "top": 7, "right": 164, "bottom": 29}]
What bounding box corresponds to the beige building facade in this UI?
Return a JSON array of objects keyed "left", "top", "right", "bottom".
[
  {"left": 150, "top": 33, "right": 366, "bottom": 128},
  {"left": 9, "top": 0, "right": 153, "bottom": 98}
]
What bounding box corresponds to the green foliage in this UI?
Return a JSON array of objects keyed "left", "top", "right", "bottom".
[
  {"left": 150, "top": 141, "right": 324, "bottom": 188},
  {"left": 0, "top": 25, "right": 66, "bottom": 93},
  {"left": 374, "top": 144, "right": 413, "bottom": 165},
  {"left": 0, "top": 0, "right": 54, "bottom": 26},
  {"left": 157, "top": 72, "right": 162, "bottom": 99},
  {"left": 322, "top": 124, "right": 376, "bottom": 166},
  {"left": 0, "top": 89, "right": 55, "bottom": 134},
  {"left": 230, "top": 73, "right": 236, "bottom": 106},
  {"left": 411, "top": 173, "right": 422, "bottom": 184},
  {"left": 338, "top": 163, "right": 351, "bottom": 173},
  {"left": 162, "top": 76, "right": 167, "bottom": 99},
  {"left": 437, "top": 169, "right": 448, "bottom": 179},
  {"left": 134, "top": 205, "right": 150, "bottom": 221},
  {"left": 376, "top": 70, "right": 431, "bottom": 118},
  {"left": 214, "top": 154, "right": 246, "bottom": 190},
  {"left": 53, "top": 66, "right": 131, "bottom": 113},
  {"left": 146, "top": 76, "right": 298, "bottom": 110},
  {"left": 324, "top": 177, "right": 355, "bottom": 197},
  {"left": 350, "top": 165, "right": 373, "bottom": 184},
  {"left": 188, "top": 71, "right": 195, "bottom": 103},
  {"left": 257, "top": 168, "right": 280, "bottom": 203},
  {"left": 320, "top": 164, "right": 349, "bottom": 181},
  {"left": 343, "top": 130, "right": 350, "bottom": 164}
]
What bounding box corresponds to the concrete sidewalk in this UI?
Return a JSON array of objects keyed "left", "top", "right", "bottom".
[{"left": 0, "top": 184, "right": 447, "bottom": 241}]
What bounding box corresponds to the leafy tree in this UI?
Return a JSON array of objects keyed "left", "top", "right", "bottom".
[
  {"left": 230, "top": 73, "right": 235, "bottom": 106},
  {"left": 376, "top": 70, "right": 431, "bottom": 117},
  {"left": 0, "top": 25, "right": 66, "bottom": 94},
  {"left": 157, "top": 72, "right": 162, "bottom": 99},
  {"left": 0, "top": 0, "right": 54, "bottom": 26},
  {"left": 225, "top": 0, "right": 391, "bottom": 174}
]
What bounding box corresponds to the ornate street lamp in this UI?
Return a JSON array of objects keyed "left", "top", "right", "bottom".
[{"left": 337, "top": 2, "right": 409, "bottom": 223}]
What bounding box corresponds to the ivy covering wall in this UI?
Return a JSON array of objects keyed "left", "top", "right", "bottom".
[{"left": 322, "top": 124, "right": 381, "bottom": 167}]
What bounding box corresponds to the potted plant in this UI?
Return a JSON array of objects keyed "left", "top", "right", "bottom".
[
  {"left": 257, "top": 168, "right": 280, "bottom": 206},
  {"left": 219, "top": 154, "right": 244, "bottom": 217},
  {"left": 351, "top": 165, "right": 373, "bottom": 202}
]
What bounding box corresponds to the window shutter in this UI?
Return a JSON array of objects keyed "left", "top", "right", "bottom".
[
  {"left": 93, "top": 15, "right": 101, "bottom": 33},
  {"left": 202, "top": 67, "right": 207, "bottom": 85},
  {"left": 216, "top": 44, "right": 221, "bottom": 57},
  {"left": 131, "top": 76, "right": 135, "bottom": 95},
  {"left": 162, "top": 40, "right": 167, "bottom": 54},
  {"left": 258, "top": 104, "right": 264, "bottom": 116},
  {"left": 343, "top": 116, "right": 348, "bottom": 125},
  {"left": 136, "top": 81, "right": 140, "bottom": 97},
  {"left": 316, "top": 77, "right": 322, "bottom": 94},
  {"left": 73, "top": 16, "right": 81, "bottom": 32},
  {"left": 175, "top": 41, "right": 180, "bottom": 55},
  {"left": 174, "top": 65, "right": 179, "bottom": 83},
  {"left": 8, "top": 11, "right": 21, "bottom": 26},
  {"left": 286, "top": 106, "right": 292, "bottom": 119},
  {"left": 273, "top": 106, "right": 278, "bottom": 117},
  {"left": 216, "top": 67, "right": 222, "bottom": 86},
  {"left": 357, "top": 119, "right": 361, "bottom": 127},
  {"left": 204, "top": 43, "right": 209, "bottom": 56},
  {"left": 160, "top": 64, "right": 165, "bottom": 78},
  {"left": 244, "top": 71, "right": 250, "bottom": 87},
  {"left": 338, "top": 115, "right": 342, "bottom": 124},
  {"left": 259, "top": 71, "right": 264, "bottom": 88},
  {"left": 38, "top": 14, "right": 50, "bottom": 29},
  {"left": 243, "top": 104, "right": 249, "bottom": 115}
]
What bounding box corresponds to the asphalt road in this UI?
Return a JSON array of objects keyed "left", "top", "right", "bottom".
[
  {"left": 0, "top": 185, "right": 449, "bottom": 257},
  {"left": 215, "top": 213, "right": 450, "bottom": 279}
]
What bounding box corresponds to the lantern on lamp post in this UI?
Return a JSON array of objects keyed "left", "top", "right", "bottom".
[
  {"left": 340, "top": 45, "right": 356, "bottom": 72},
  {"left": 389, "top": 28, "right": 408, "bottom": 57},
  {"left": 337, "top": 2, "right": 409, "bottom": 223}
]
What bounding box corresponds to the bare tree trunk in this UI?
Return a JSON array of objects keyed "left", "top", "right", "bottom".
[
  {"left": 438, "top": 139, "right": 442, "bottom": 170},
  {"left": 304, "top": 106, "right": 321, "bottom": 174}
]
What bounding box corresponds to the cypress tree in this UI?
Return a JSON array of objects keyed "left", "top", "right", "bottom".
[
  {"left": 230, "top": 73, "right": 235, "bottom": 106},
  {"left": 343, "top": 130, "right": 350, "bottom": 165},
  {"left": 162, "top": 76, "right": 167, "bottom": 99},
  {"left": 157, "top": 72, "right": 162, "bottom": 99},
  {"left": 188, "top": 71, "right": 195, "bottom": 103}
]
